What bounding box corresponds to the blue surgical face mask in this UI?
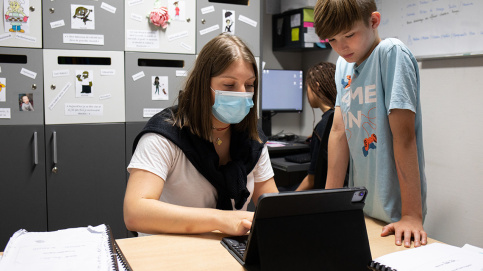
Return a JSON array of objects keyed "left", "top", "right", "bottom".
[{"left": 211, "top": 88, "right": 254, "bottom": 124}]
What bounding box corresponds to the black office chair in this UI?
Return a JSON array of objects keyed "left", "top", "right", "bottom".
[{"left": 313, "top": 111, "right": 349, "bottom": 189}]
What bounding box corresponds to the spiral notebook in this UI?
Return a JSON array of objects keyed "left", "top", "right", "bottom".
[{"left": 0, "top": 224, "right": 131, "bottom": 271}]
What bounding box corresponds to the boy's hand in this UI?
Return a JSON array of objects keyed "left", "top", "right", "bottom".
[{"left": 381, "top": 215, "right": 427, "bottom": 248}]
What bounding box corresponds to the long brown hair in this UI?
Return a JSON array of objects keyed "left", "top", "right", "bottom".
[
  {"left": 306, "top": 62, "right": 337, "bottom": 109},
  {"left": 173, "top": 33, "right": 260, "bottom": 142}
]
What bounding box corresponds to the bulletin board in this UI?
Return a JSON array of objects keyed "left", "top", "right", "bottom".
[{"left": 376, "top": 0, "right": 483, "bottom": 59}]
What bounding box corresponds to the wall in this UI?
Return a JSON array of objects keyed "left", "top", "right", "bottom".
[{"left": 263, "top": 8, "right": 483, "bottom": 248}]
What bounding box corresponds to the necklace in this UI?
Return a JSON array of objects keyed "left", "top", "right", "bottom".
[
  {"left": 212, "top": 125, "right": 229, "bottom": 145},
  {"left": 212, "top": 125, "right": 230, "bottom": 131}
]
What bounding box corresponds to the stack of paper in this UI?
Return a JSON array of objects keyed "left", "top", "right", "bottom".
[
  {"left": 368, "top": 243, "right": 483, "bottom": 271},
  {"left": 0, "top": 224, "right": 118, "bottom": 271}
]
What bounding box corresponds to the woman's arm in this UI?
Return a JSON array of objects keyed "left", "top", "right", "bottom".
[
  {"left": 251, "top": 177, "right": 278, "bottom": 206},
  {"left": 123, "top": 168, "right": 254, "bottom": 236}
]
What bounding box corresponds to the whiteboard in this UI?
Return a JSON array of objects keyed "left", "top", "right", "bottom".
[{"left": 376, "top": 0, "right": 483, "bottom": 59}]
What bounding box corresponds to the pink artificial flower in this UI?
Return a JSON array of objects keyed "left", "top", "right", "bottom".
[{"left": 149, "top": 7, "right": 169, "bottom": 29}]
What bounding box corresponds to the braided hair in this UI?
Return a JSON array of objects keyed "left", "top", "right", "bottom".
[{"left": 306, "top": 62, "right": 337, "bottom": 109}]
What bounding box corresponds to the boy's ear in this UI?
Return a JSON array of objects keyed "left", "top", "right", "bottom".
[{"left": 370, "top": 12, "right": 381, "bottom": 29}]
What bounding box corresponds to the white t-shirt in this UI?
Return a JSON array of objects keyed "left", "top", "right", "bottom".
[{"left": 128, "top": 133, "right": 274, "bottom": 211}]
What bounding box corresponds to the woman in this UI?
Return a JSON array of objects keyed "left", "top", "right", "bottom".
[{"left": 124, "top": 33, "right": 278, "bottom": 236}]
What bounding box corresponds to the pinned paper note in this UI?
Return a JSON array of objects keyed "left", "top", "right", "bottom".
[
  {"left": 100, "top": 2, "right": 116, "bottom": 14},
  {"left": 223, "top": 10, "right": 235, "bottom": 35},
  {"left": 126, "top": 30, "right": 159, "bottom": 49},
  {"left": 131, "top": 13, "right": 143, "bottom": 22},
  {"left": 168, "top": 31, "right": 188, "bottom": 42},
  {"left": 75, "top": 70, "right": 94, "bottom": 97},
  {"left": 65, "top": 103, "right": 103, "bottom": 116},
  {"left": 50, "top": 20, "right": 66, "bottom": 29},
  {"left": 238, "top": 15, "right": 257, "bottom": 27},
  {"left": 128, "top": 0, "right": 144, "bottom": 6},
  {"left": 63, "top": 33, "right": 105, "bottom": 45},
  {"left": 71, "top": 4, "right": 95, "bottom": 30},
  {"left": 100, "top": 69, "right": 115, "bottom": 76},
  {"left": 143, "top": 108, "right": 163, "bottom": 118},
  {"left": 176, "top": 70, "right": 187, "bottom": 77},
  {"left": 180, "top": 42, "right": 191, "bottom": 51},
  {"left": 168, "top": 0, "right": 185, "bottom": 21},
  {"left": 49, "top": 82, "right": 71, "bottom": 110},
  {"left": 200, "top": 24, "right": 219, "bottom": 35},
  {"left": 52, "top": 70, "right": 70, "bottom": 77},
  {"left": 132, "top": 71, "right": 145, "bottom": 81},
  {"left": 0, "top": 33, "right": 13, "bottom": 42},
  {"left": 0, "top": 108, "right": 11, "bottom": 119},
  {"left": 201, "top": 6, "right": 215, "bottom": 14},
  {"left": 0, "top": 77, "right": 6, "bottom": 102},
  {"left": 20, "top": 68, "right": 37, "bottom": 79},
  {"left": 152, "top": 76, "right": 168, "bottom": 100},
  {"left": 291, "top": 28, "right": 300, "bottom": 41},
  {"left": 15, "top": 33, "right": 36, "bottom": 43},
  {"left": 18, "top": 93, "right": 34, "bottom": 111},
  {"left": 4, "top": 0, "right": 30, "bottom": 33}
]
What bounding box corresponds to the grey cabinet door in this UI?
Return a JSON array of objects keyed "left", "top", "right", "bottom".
[
  {"left": 45, "top": 123, "right": 127, "bottom": 239},
  {"left": 0, "top": 125, "right": 47, "bottom": 250}
]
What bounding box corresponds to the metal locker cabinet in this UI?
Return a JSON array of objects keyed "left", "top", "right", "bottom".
[
  {"left": 197, "top": 0, "right": 261, "bottom": 55},
  {"left": 42, "top": 0, "right": 124, "bottom": 51},
  {"left": 44, "top": 123, "right": 127, "bottom": 239},
  {"left": 0, "top": 48, "right": 46, "bottom": 250},
  {"left": 43, "top": 49, "right": 127, "bottom": 238},
  {"left": 124, "top": 0, "right": 196, "bottom": 54},
  {"left": 43, "top": 49, "right": 125, "bottom": 125},
  {"left": 124, "top": 51, "right": 196, "bottom": 169},
  {"left": 0, "top": 0, "right": 42, "bottom": 48}
]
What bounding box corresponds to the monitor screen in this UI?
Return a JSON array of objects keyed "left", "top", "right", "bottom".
[{"left": 261, "top": 69, "right": 303, "bottom": 112}]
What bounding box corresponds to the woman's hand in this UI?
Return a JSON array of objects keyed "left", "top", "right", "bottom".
[{"left": 217, "top": 210, "right": 254, "bottom": 236}]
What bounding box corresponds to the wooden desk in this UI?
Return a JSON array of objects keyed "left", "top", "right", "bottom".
[{"left": 115, "top": 217, "right": 441, "bottom": 271}]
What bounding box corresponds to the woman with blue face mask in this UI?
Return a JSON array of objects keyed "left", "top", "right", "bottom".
[{"left": 124, "top": 33, "right": 279, "bottom": 237}]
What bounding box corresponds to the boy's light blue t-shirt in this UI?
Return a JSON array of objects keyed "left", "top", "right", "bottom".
[{"left": 335, "top": 38, "right": 427, "bottom": 223}]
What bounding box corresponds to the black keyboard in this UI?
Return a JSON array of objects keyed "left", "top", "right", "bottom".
[
  {"left": 222, "top": 236, "right": 249, "bottom": 259},
  {"left": 284, "top": 153, "right": 311, "bottom": 163}
]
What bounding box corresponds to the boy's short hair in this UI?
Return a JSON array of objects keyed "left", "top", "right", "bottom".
[{"left": 314, "top": 0, "right": 377, "bottom": 39}]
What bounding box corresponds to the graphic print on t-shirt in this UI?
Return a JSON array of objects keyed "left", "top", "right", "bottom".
[{"left": 340, "top": 79, "right": 377, "bottom": 157}]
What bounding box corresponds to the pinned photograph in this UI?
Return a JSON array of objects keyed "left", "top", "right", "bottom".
[
  {"left": 4, "top": 0, "right": 30, "bottom": 33},
  {"left": 75, "top": 70, "right": 94, "bottom": 97},
  {"left": 152, "top": 76, "right": 168, "bottom": 101},
  {"left": 18, "top": 93, "right": 34, "bottom": 111},
  {"left": 168, "top": 0, "right": 186, "bottom": 21},
  {"left": 222, "top": 10, "right": 235, "bottom": 35},
  {"left": 0, "top": 78, "right": 6, "bottom": 102},
  {"left": 71, "top": 4, "right": 95, "bottom": 30}
]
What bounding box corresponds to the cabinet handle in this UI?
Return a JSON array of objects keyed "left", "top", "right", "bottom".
[
  {"left": 52, "top": 131, "right": 58, "bottom": 173},
  {"left": 33, "top": 132, "right": 38, "bottom": 165}
]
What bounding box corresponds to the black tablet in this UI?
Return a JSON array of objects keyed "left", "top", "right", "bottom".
[{"left": 221, "top": 187, "right": 372, "bottom": 271}]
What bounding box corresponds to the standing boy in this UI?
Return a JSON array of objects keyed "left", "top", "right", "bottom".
[{"left": 314, "top": 0, "right": 427, "bottom": 248}]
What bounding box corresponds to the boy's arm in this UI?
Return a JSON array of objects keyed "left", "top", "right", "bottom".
[
  {"left": 325, "top": 107, "right": 350, "bottom": 189},
  {"left": 382, "top": 108, "right": 427, "bottom": 247}
]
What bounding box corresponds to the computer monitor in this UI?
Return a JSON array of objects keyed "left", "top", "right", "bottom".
[
  {"left": 261, "top": 69, "right": 303, "bottom": 112},
  {"left": 261, "top": 69, "right": 303, "bottom": 136}
]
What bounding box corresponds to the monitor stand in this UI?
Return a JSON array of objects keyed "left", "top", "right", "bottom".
[{"left": 262, "top": 111, "right": 272, "bottom": 137}]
